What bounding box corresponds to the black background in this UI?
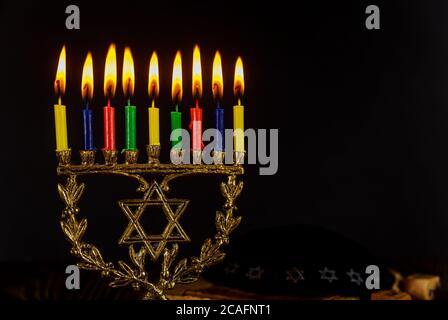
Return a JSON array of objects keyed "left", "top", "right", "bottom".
[{"left": 0, "top": 0, "right": 447, "bottom": 271}]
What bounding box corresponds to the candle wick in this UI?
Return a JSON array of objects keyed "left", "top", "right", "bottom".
[
  {"left": 175, "top": 104, "right": 179, "bottom": 112},
  {"left": 238, "top": 98, "right": 241, "bottom": 106},
  {"left": 217, "top": 100, "right": 221, "bottom": 109},
  {"left": 108, "top": 99, "right": 111, "bottom": 108},
  {"left": 152, "top": 99, "right": 155, "bottom": 108},
  {"left": 83, "top": 85, "right": 90, "bottom": 102},
  {"left": 127, "top": 98, "right": 131, "bottom": 107},
  {"left": 55, "top": 80, "right": 61, "bottom": 102},
  {"left": 174, "top": 91, "right": 181, "bottom": 106},
  {"left": 195, "top": 99, "right": 199, "bottom": 108},
  {"left": 126, "top": 80, "right": 131, "bottom": 98}
]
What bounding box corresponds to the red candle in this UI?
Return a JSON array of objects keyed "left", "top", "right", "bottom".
[
  {"left": 191, "top": 45, "right": 203, "bottom": 152},
  {"left": 190, "top": 100, "right": 202, "bottom": 151},
  {"left": 103, "top": 44, "right": 117, "bottom": 151},
  {"left": 103, "top": 100, "right": 116, "bottom": 150}
]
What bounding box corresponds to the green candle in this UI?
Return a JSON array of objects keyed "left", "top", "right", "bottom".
[
  {"left": 125, "top": 102, "right": 137, "bottom": 150},
  {"left": 123, "top": 47, "right": 137, "bottom": 151},
  {"left": 171, "top": 104, "right": 182, "bottom": 148},
  {"left": 171, "top": 51, "right": 183, "bottom": 149}
]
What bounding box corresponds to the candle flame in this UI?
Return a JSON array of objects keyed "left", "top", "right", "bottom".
[
  {"left": 104, "top": 43, "right": 117, "bottom": 98},
  {"left": 172, "top": 50, "right": 183, "bottom": 103},
  {"left": 212, "top": 51, "right": 223, "bottom": 100},
  {"left": 234, "top": 57, "right": 244, "bottom": 98},
  {"left": 81, "top": 52, "right": 94, "bottom": 101},
  {"left": 148, "top": 51, "right": 159, "bottom": 100},
  {"left": 192, "top": 45, "right": 202, "bottom": 99},
  {"left": 122, "top": 47, "right": 135, "bottom": 98},
  {"left": 54, "top": 46, "right": 66, "bottom": 97}
]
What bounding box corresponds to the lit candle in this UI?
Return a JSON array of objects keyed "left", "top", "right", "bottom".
[
  {"left": 54, "top": 45, "right": 69, "bottom": 151},
  {"left": 190, "top": 45, "right": 203, "bottom": 154},
  {"left": 212, "top": 51, "right": 224, "bottom": 151},
  {"left": 81, "top": 52, "right": 94, "bottom": 151},
  {"left": 148, "top": 51, "right": 160, "bottom": 146},
  {"left": 233, "top": 57, "right": 245, "bottom": 153},
  {"left": 171, "top": 50, "right": 183, "bottom": 149},
  {"left": 122, "top": 47, "right": 137, "bottom": 150},
  {"left": 103, "top": 43, "right": 117, "bottom": 151}
]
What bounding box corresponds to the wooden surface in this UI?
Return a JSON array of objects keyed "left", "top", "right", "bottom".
[{"left": 167, "top": 278, "right": 360, "bottom": 300}]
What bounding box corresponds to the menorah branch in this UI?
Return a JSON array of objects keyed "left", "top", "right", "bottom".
[{"left": 57, "top": 163, "right": 244, "bottom": 176}]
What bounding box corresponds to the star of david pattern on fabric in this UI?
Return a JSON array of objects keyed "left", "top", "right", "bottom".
[
  {"left": 246, "top": 266, "right": 264, "bottom": 280},
  {"left": 319, "top": 267, "right": 338, "bottom": 283},
  {"left": 286, "top": 267, "right": 305, "bottom": 284}
]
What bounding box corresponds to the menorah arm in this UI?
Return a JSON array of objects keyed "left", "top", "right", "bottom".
[
  {"left": 57, "top": 163, "right": 244, "bottom": 176},
  {"left": 58, "top": 164, "right": 244, "bottom": 192}
]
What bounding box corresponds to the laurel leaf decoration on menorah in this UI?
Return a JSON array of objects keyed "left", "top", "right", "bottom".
[
  {"left": 215, "top": 211, "right": 242, "bottom": 242},
  {"left": 76, "top": 245, "right": 107, "bottom": 271},
  {"left": 220, "top": 176, "right": 243, "bottom": 208},
  {"left": 129, "top": 245, "right": 147, "bottom": 274},
  {"left": 60, "top": 217, "right": 87, "bottom": 244},
  {"left": 58, "top": 176, "right": 85, "bottom": 210}
]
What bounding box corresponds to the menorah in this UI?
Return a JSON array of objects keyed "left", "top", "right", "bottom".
[
  {"left": 56, "top": 148, "right": 244, "bottom": 300},
  {"left": 53, "top": 43, "right": 246, "bottom": 299}
]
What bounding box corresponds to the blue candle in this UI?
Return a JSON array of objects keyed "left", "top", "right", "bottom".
[
  {"left": 212, "top": 51, "right": 224, "bottom": 152},
  {"left": 83, "top": 103, "right": 94, "bottom": 150},
  {"left": 81, "top": 52, "right": 95, "bottom": 151},
  {"left": 215, "top": 102, "right": 224, "bottom": 151}
]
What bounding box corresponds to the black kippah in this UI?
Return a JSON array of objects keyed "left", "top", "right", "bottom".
[{"left": 204, "top": 224, "right": 394, "bottom": 298}]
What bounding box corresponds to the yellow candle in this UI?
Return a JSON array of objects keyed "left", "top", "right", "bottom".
[
  {"left": 233, "top": 57, "right": 245, "bottom": 152},
  {"left": 149, "top": 106, "right": 160, "bottom": 145},
  {"left": 54, "top": 102, "right": 68, "bottom": 151},
  {"left": 233, "top": 102, "right": 244, "bottom": 152},
  {"left": 148, "top": 51, "right": 160, "bottom": 145},
  {"left": 54, "top": 46, "right": 69, "bottom": 151}
]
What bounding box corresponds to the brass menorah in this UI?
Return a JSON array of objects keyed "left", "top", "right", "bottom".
[{"left": 56, "top": 148, "right": 244, "bottom": 300}]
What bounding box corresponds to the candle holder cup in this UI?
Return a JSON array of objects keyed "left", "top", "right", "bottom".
[
  {"left": 56, "top": 149, "right": 71, "bottom": 166},
  {"left": 56, "top": 153, "right": 244, "bottom": 300},
  {"left": 103, "top": 149, "right": 118, "bottom": 165},
  {"left": 213, "top": 150, "right": 225, "bottom": 165},
  {"left": 125, "top": 149, "right": 139, "bottom": 164},
  {"left": 80, "top": 150, "right": 96, "bottom": 166},
  {"left": 147, "top": 145, "right": 160, "bottom": 164},
  {"left": 193, "top": 150, "right": 202, "bottom": 165},
  {"left": 234, "top": 151, "right": 245, "bottom": 165},
  {"left": 170, "top": 148, "right": 185, "bottom": 165}
]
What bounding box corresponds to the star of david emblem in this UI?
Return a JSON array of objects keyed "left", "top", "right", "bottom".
[
  {"left": 118, "top": 181, "right": 190, "bottom": 261},
  {"left": 319, "top": 267, "right": 338, "bottom": 283}
]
